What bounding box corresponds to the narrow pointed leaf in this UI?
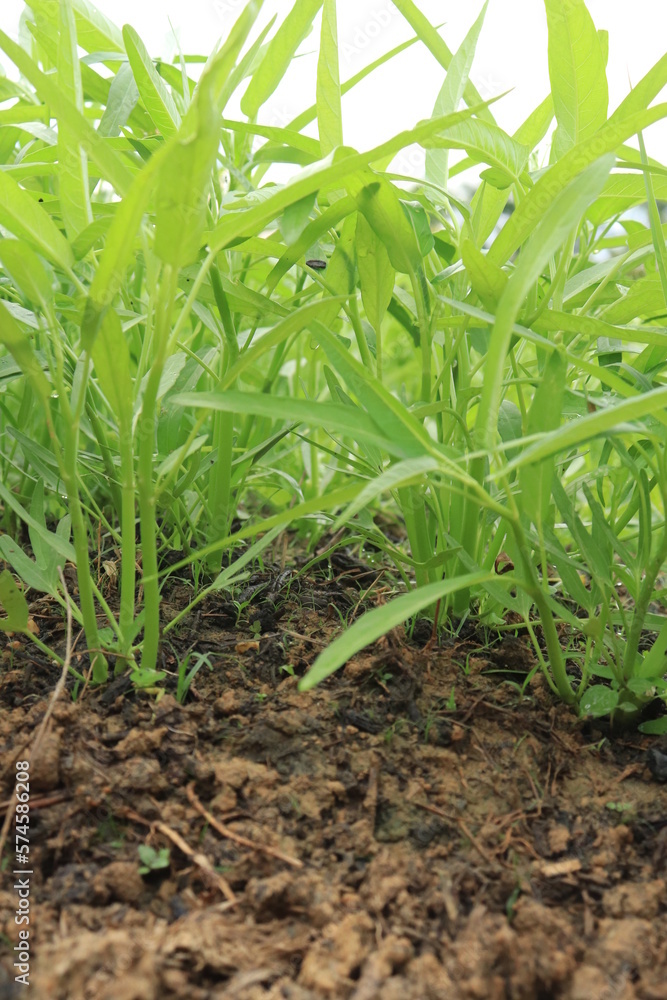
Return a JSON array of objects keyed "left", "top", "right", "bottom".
[
  {"left": 488, "top": 104, "right": 667, "bottom": 267},
  {"left": 240, "top": 0, "right": 323, "bottom": 119},
  {"left": 0, "top": 169, "right": 74, "bottom": 270},
  {"left": 0, "top": 27, "right": 133, "bottom": 196},
  {"left": 298, "top": 572, "right": 494, "bottom": 690},
  {"left": 356, "top": 212, "right": 395, "bottom": 331},
  {"left": 391, "top": 0, "right": 495, "bottom": 122},
  {"left": 155, "top": 0, "right": 262, "bottom": 268},
  {"left": 123, "top": 25, "right": 181, "bottom": 138},
  {"left": 426, "top": 1, "right": 487, "bottom": 190},
  {"left": 57, "top": 0, "right": 93, "bottom": 237},
  {"left": 172, "top": 390, "right": 413, "bottom": 459},
  {"left": 545, "top": 0, "right": 608, "bottom": 160},
  {"left": 0, "top": 239, "right": 54, "bottom": 310},
  {"left": 0, "top": 569, "right": 30, "bottom": 632},
  {"left": 0, "top": 299, "right": 51, "bottom": 400},
  {"left": 91, "top": 309, "right": 133, "bottom": 428},
  {"left": 317, "top": 0, "right": 342, "bottom": 155},
  {"left": 518, "top": 350, "right": 567, "bottom": 527}
]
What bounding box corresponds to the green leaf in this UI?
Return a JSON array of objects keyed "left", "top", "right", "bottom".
[
  {"left": 0, "top": 27, "right": 133, "bottom": 197},
  {"left": 503, "top": 384, "right": 667, "bottom": 476},
  {"left": 461, "top": 239, "right": 507, "bottom": 310},
  {"left": 356, "top": 212, "right": 395, "bottom": 332},
  {"left": 348, "top": 173, "right": 421, "bottom": 275},
  {"left": 0, "top": 475, "right": 75, "bottom": 564},
  {"left": 279, "top": 192, "right": 317, "bottom": 244},
  {"left": 423, "top": 118, "right": 530, "bottom": 188},
  {"left": 241, "top": 0, "right": 323, "bottom": 120},
  {"left": 391, "top": 0, "right": 495, "bottom": 123},
  {"left": 311, "top": 319, "right": 439, "bottom": 463},
  {"left": 464, "top": 94, "right": 553, "bottom": 246},
  {"left": 636, "top": 616, "right": 667, "bottom": 680},
  {"left": 98, "top": 62, "right": 139, "bottom": 137},
  {"left": 24, "top": 0, "right": 124, "bottom": 55},
  {"left": 0, "top": 299, "right": 51, "bottom": 400},
  {"left": 171, "top": 389, "right": 413, "bottom": 459},
  {"left": 207, "top": 105, "right": 486, "bottom": 257},
  {"left": 425, "top": 1, "right": 488, "bottom": 191},
  {"left": 579, "top": 685, "right": 619, "bottom": 718},
  {"left": 91, "top": 309, "right": 133, "bottom": 428},
  {"left": 545, "top": 0, "right": 608, "bottom": 160},
  {"left": 266, "top": 195, "right": 354, "bottom": 294},
  {"left": 215, "top": 298, "right": 347, "bottom": 387},
  {"left": 0, "top": 535, "right": 58, "bottom": 596},
  {"left": 608, "top": 53, "right": 667, "bottom": 126},
  {"left": 638, "top": 718, "right": 667, "bottom": 736},
  {"left": 219, "top": 117, "right": 320, "bottom": 157},
  {"left": 313, "top": 211, "right": 357, "bottom": 330},
  {"left": 488, "top": 104, "right": 667, "bottom": 267},
  {"left": 0, "top": 169, "right": 74, "bottom": 271},
  {"left": 586, "top": 171, "right": 667, "bottom": 226},
  {"left": 288, "top": 28, "right": 426, "bottom": 134},
  {"left": 0, "top": 569, "right": 30, "bottom": 632},
  {"left": 475, "top": 153, "right": 614, "bottom": 454},
  {"left": 402, "top": 201, "right": 434, "bottom": 257},
  {"left": 83, "top": 146, "right": 167, "bottom": 341},
  {"left": 298, "top": 571, "right": 494, "bottom": 690},
  {"left": 123, "top": 24, "right": 181, "bottom": 138},
  {"left": 317, "top": 0, "right": 342, "bottom": 155},
  {"left": 518, "top": 349, "right": 567, "bottom": 527},
  {"left": 0, "top": 239, "right": 54, "bottom": 310},
  {"left": 333, "top": 456, "right": 442, "bottom": 530},
  {"left": 600, "top": 274, "right": 666, "bottom": 326},
  {"left": 57, "top": 0, "right": 93, "bottom": 238},
  {"left": 28, "top": 480, "right": 67, "bottom": 589},
  {"left": 154, "top": 0, "right": 262, "bottom": 269}
]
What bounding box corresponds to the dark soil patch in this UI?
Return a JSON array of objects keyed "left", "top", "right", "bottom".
[{"left": 1, "top": 558, "right": 667, "bottom": 1000}]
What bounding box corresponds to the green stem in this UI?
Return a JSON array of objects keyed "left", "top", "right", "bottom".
[
  {"left": 411, "top": 267, "right": 432, "bottom": 403},
  {"left": 348, "top": 294, "right": 374, "bottom": 372},
  {"left": 398, "top": 486, "right": 432, "bottom": 590},
  {"left": 512, "top": 520, "right": 575, "bottom": 705},
  {"left": 623, "top": 526, "right": 667, "bottom": 680},
  {"left": 86, "top": 398, "right": 122, "bottom": 516},
  {"left": 136, "top": 265, "right": 178, "bottom": 672},
  {"left": 206, "top": 264, "right": 238, "bottom": 574},
  {"left": 118, "top": 418, "right": 136, "bottom": 649},
  {"left": 60, "top": 408, "right": 107, "bottom": 682},
  {"left": 206, "top": 408, "right": 234, "bottom": 574}
]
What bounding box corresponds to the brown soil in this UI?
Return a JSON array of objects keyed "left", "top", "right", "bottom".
[{"left": 1, "top": 558, "right": 666, "bottom": 1000}]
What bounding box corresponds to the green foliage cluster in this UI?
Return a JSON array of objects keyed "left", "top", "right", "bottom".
[{"left": 0, "top": 0, "right": 666, "bottom": 729}]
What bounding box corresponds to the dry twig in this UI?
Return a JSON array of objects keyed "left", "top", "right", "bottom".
[{"left": 186, "top": 782, "right": 303, "bottom": 869}]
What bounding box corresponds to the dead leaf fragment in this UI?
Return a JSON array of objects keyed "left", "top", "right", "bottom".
[{"left": 236, "top": 641, "right": 260, "bottom": 654}]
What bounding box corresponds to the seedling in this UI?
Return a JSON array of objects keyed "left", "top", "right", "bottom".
[
  {"left": 138, "top": 845, "right": 170, "bottom": 875},
  {"left": 177, "top": 650, "right": 214, "bottom": 704}
]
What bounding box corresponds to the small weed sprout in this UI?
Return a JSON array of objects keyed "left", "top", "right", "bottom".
[{"left": 138, "top": 846, "right": 170, "bottom": 875}]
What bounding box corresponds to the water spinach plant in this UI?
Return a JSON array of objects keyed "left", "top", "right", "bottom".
[{"left": 0, "top": 0, "right": 666, "bottom": 731}]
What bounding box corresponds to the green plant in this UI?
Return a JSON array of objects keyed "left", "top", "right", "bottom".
[
  {"left": 138, "top": 844, "right": 170, "bottom": 875},
  {"left": 176, "top": 649, "right": 213, "bottom": 704},
  {"left": 0, "top": 0, "right": 665, "bottom": 732}
]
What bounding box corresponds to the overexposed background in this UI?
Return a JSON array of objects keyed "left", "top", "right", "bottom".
[{"left": 2, "top": 0, "right": 667, "bottom": 170}]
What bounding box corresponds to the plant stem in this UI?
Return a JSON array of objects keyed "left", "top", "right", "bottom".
[
  {"left": 623, "top": 525, "right": 667, "bottom": 680},
  {"left": 136, "top": 264, "right": 178, "bottom": 672},
  {"left": 58, "top": 393, "right": 108, "bottom": 683}
]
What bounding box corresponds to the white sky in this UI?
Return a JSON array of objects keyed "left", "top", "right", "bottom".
[{"left": 2, "top": 0, "right": 667, "bottom": 169}]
